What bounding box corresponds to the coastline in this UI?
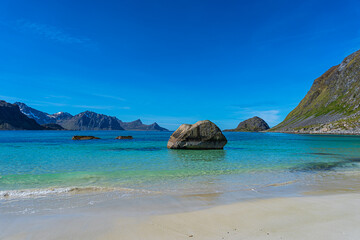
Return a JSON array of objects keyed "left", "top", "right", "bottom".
[
  {"left": 2, "top": 192, "right": 360, "bottom": 239},
  {"left": 269, "top": 130, "right": 360, "bottom": 135}
]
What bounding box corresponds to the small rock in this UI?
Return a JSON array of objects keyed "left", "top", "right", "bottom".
[
  {"left": 72, "top": 136, "right": 100, "bottom": 140},
  {"left": 115, "top": 136, "right": 133, "bottom": 140}
]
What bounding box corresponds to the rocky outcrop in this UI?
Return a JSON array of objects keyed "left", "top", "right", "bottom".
[
  {"left": 224, "top": 116, "right": 270, "bottom": 132},
  {"left": 0, "top": 101, "right": 44, "bottom": 130},
  {"left": 115, "top": 136, "right": 133, "bottom": 139},
  {"left": 72, "top": 136, "right": 100, "bottom": 140},
  {"left": 118, "top": 119, "right": 168, "bottom": 131},
  {"left": 58, "top": 111, "right": 124, "bottom": 130},
  {"left": 167, "top": 120, "right": 227, "bottom": 149},
  {"left": 271, "top": 49, "right": 360, "bottom": 134},
  {"left": 15, "top": 102, "right": 72, "bottom": 124}
]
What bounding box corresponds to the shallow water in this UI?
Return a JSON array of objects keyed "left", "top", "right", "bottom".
[{"left": 1, "top": 131, "right": 360, "bottom": 215}]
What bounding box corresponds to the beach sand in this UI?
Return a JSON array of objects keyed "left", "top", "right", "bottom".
[{"left": 2, "top": 193, "right": 360, "bottom": 240}]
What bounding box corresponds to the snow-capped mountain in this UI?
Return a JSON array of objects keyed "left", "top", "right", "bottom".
[
  {"left": 15, "top": 102, "right": 73, "bottom": 125},
  {"left": 14, "top": 102, "right": 169, "bottom": 131}
]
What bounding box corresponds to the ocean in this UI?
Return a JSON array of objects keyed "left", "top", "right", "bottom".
[{"left": 1, "top": 131, "right": 360, "bottom": 215}]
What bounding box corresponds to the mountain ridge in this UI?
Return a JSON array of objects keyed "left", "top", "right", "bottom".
[
  {"left": 14, "top": 102, "right": 169, "bottom": 131},
  {"left": 0, "top": 101, "right": 44, "bottom": 130},
  {"left": 271, "top": 49, "right": 360, "bottom": 134}
]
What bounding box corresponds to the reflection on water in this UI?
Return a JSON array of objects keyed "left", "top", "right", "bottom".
[
  {"left": 169, "top": 149, "right": 226, "bottom": 162},
  {"left": 291, "top": 157, "right": 360, "bottom": 172},
  {"left": 104, "top": 147, "right": 162, "bottom": 152},
  {"left": 309, "top": 152, "right": 340, "bottom": 156}
]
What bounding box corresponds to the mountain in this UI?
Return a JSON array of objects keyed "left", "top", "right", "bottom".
[
  {"left": 224, "top": 116, "right": 270, "bottom": 132},
  {"left": 15, "top": 102, "right": 72, "bottom": 125},
  {"left": 58, "top": 111, "right": 124, "bottom": 130},
  {"left": 49, "top": 111, "right": 73, "bottom": 122},
  {"left": 14, "top": 102, "right": 169, "bottom": 131},
  {"left": 271, "top": 49, "right": 360, "bottom": 134},
  {"left": 0, "top": 101, "right": 44, "bottom": 130},
  {"left": 119, "top": 119, "right": 169, "bottom": 131}
]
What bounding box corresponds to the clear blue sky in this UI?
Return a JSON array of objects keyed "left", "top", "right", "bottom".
[{"left": 0, "top": 0, "right": 359, "bottom": 130}]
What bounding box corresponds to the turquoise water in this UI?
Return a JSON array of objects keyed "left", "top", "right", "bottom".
[{"left": 1, "top": 131, "right": 360, "bottom": 201}]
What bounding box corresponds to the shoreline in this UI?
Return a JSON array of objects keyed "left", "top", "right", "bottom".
[
  {"left": 268, "top": 130, "right": 360, "bottom": 135},
  {"left": 1, "top": 192, "right": 360, "bottom": 239}
]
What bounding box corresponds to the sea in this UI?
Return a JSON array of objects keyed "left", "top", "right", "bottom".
[{"left": 1, "top": 130, "right": 360, "bottom": 216}]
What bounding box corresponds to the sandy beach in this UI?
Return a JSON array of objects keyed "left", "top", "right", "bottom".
[{"left": 2, "top": 192, "right": 360, "bottom": 240}]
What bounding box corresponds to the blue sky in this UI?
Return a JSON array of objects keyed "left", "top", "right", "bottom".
[{"left": 0, "top": 0, "right": 359, "bottom": 130}]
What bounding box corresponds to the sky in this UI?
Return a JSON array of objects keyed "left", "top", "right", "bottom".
[{"left": 0, "top": 0, "right": 360, "bottom": 130}]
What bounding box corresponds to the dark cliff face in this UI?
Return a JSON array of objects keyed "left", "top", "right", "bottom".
[
  {"left": 271, "top": 49, "right": 360, "bottom": 133},
  {"left": 15, "top": 102, "right": 72, "bottom": 125},
  {"left": 0, "top": 101, "right": 44, "bottom": 130},
  {"left": 225, "top": 116, "right": 270, "bottom": 132},
  {"left": 58, "top": 111, "right": 124, "bottom": 130}
]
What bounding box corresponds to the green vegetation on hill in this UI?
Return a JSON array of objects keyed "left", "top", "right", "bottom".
[{"left": 271, "top": 49, "right": 360, "bottom": 133}]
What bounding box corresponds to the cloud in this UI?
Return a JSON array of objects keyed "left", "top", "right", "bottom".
[
  {"left": 0, "top": 95, "right": 25, "bottom": 102},
  {"left": 73, "top": 105, "right": 130, "bottom": 110},
  {"left": 230, "top": 107, "right": 281, "bottom": 127},
  {"left": 6, "top": 19, "right": 94, "bottom": 47},
  {"left": 249, "top": 110, "right": 280, "bottom": 126},
  {"left": 44, "top": 95, "right": 72, "bottom": 100},
  {"left": 92, "top": 93, "right": 126, "bottom": 101}
]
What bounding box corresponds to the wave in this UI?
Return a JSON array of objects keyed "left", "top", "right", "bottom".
[{"left": 0, "top": 186, "right": 159, "bottom": 199}]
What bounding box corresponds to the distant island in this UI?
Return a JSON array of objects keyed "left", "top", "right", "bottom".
[
  {"left": 270, "top": 49, "right": 360, "bottom": 134},
  {"left": 224, "top": 116, "right": 270, "bottom": 132},
  {"left": 0, "top": 101, "right": 168, "bottom": 131}
]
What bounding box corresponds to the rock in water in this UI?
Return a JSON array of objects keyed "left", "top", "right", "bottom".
[
  {"left": 224, "top": 116, "right": 270, "bottom": 132},
  {"left": 115, "top": 136, "right": 133, "bottom": 139},
  {"left": 72, "top": 136, "right": 100, "bottom": 140},
  {"left": 167, "top": 120, "right": 227, "bottom": 149}
]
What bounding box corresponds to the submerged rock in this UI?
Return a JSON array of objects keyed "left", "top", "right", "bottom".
[
  {"left": 167, "top": 120, "right": 227, "bottom": 149},
  {"left": 115, "top": 136, "right": 133, "bottom": 139},
  {"left": 72, "top": 136, "right": 100, "bottom": 140},
  {"left": 224, "top": 116, "right": 270, "bottom": 132}
]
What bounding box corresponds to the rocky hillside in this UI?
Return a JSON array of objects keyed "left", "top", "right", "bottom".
[
  {"left": 0, "top": 101, "right": 44, "bottom": 130},
  {"left": 224, "top": 116, "right": 270, "bottom": 132},
  {"left": 58, "top": 111, "right": 124, "bottom": 130},
  {"left": 15, "top": 102, "right": 72, "bottom": 124},
  {"left": 271, "top": 49, "right": 360, "bottom": 134}
]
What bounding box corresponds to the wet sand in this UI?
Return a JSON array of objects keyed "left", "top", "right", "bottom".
[{"left": 2, "top": 193, "right": 360, "bottom": 240}]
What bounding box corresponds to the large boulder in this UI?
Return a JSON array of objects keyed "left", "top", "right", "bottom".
[
  {"left": 167, "top": 120, "right": 227, "bottom": 149},
  {"left": 224, "top": 116, "right": 270, "bottom": 132}
]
